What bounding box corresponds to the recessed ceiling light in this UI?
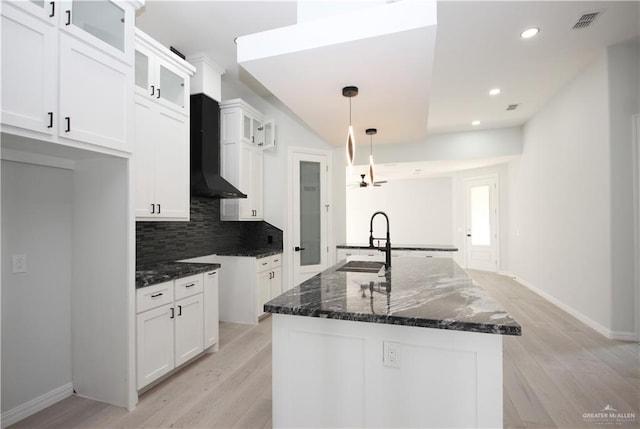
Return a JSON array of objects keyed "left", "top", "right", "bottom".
[
  {"left": 520, "top": 27, "right": 540, "bottom": 39},
  {"left": 489, "top": 88, "right": 501, "bottom": 96},
  {"left": 471, "top": 120, "right": 481, "bottom": 126}
]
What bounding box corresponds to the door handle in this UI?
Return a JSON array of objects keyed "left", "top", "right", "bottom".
[
  {"left": 178, "top": 305, "right": 182, "bottom": 316},
  {"left": 156, "top": 88, "right": 161, "bottom": 99},
  {"left": 47, "top": 112, "right": 53, "bottom": 128},
  {"left": 64, "top": 117, "right": 70, "bottom": 132},
  {"left": 150, "top": 85, "right": 155, "bottom": 97},
  {"left": 151, "top": 204, "right": 155, "bottom": 214},
  {"left": 65, "top": 9, "right": 71, "bottom": 25},
  {"left": 170, "top": 307, "right": 174, "bottom": 319},
  {"left": 49, "top": 1, "right": 55, "bottom": 17},
  {"left": 157, "top": 204, "right": 161, "bottom": 214},
  {"left": 294, "top": 246, "right": 305, "bottom": 252}
]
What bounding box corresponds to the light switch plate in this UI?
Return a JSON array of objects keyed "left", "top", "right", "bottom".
[{"left": 12, "top": 254, "right": 26, "bottom": 273}]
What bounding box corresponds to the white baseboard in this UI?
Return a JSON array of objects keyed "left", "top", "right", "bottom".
[
  {"left": 1, "top": 383, "right": 73, "bottom": 428},
  {"left": 507, "top": 275, "right": 638, "bottom": 342}
]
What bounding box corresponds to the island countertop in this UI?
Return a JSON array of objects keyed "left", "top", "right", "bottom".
[
  {"left": 337, "top": 243, "right": 458, "bottom": 251},
  {"left": 264, "top": 257, "right": 521, "bottom": 336}
]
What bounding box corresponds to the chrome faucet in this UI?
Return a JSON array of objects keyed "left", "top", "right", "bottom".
[{"left": 369, "top": 211, "right": 391, "bottom": 270}]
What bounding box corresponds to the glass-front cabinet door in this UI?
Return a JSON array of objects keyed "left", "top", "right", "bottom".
[
  {"left": 158, "top": 64, "right": 186, "bottom": 109},
  {"left": 69, "top": 0, "right": 125, "bottom": 52},
  {"left": 135, "top": 49, "right": 149, "bottom": 91}
]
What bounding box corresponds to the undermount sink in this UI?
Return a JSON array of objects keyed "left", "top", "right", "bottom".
[{"left": 336, "top": 260, "right": 385, "bottom": 274}]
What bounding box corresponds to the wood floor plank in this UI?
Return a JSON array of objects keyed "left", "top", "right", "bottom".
[{"left": 8, "top": 272, "right": 639, "bottom": 429}]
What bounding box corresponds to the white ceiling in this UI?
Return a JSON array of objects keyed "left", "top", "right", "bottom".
[{"left": 136, "top": 0, "right": 640, "bottom": 154}]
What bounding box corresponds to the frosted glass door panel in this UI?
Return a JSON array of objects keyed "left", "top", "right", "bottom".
[
  {"left": 159, "top": 65, "right": 185, "bottom": 107},
  {"left": 470, "top": 185, "right": 490, "bottom": 246},
  {"left": 135, "top": 50, "right": 149, "bottom": 90},
  {"left": 300, "top": 161, "right": 321, "bottom": 266},
  {"left": 72, "top": 0, "right": 125, "bottom": 52}
]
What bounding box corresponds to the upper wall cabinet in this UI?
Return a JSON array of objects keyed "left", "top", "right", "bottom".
[
  {"left": 135, "top": 34, "right": 191, "bottom": 115},
  {"left": 134, "top": 29, "right": 195, "bottom": 221},
  {"left": 0, "top": 0, "right": 141, "bottom": 154},
  {"left": 219, "top": 99, "right": 275, "bottom": 221}
]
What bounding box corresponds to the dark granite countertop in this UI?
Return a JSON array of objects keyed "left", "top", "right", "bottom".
[
  {"left": 215, "top": 248, "right": 282, "bottom": 258},
  {"left": 337, "top": 243, "right": 458, "bottom": 251},
  {"left": 136, "top": 262, "right": 221, "bottom": 289},
  {"left": 265, "top": 257, "right": 520, "bottom": 336}
]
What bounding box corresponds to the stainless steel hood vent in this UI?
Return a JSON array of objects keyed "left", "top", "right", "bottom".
[{"left": 190, "top": 94, "right": 247, "bottom": 199}]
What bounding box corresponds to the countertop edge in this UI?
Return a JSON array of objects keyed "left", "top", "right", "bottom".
[
  {"left": 136, "top": 262, "right": 221, "bottom": 289},
  {"left": 263, "top": 305, "right": 522, "bottom": 336}
]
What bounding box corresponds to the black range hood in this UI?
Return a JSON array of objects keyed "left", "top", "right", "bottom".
[{"left": 190, "top": 94, "right": 247, "bottom": 199}]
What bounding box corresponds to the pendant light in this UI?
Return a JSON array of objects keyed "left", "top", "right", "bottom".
[
  {"left": 343, "top": 86, "right": 358, "bottom": 167},
  {"left": 366, "top": 128, "right": 377, "bottom": 185}
]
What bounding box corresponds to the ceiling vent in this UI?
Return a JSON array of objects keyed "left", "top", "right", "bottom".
[
  {"left": 572, "top": 11, "right": 601, "bottom": 29},
  {"left": 506, "top": 104, "right": 519, "bottom": 111}
]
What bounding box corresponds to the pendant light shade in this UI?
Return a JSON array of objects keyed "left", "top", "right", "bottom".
[
  {"left": 343, "top": 86, "right": 358, "bottom": 167},
  {"left": 366, "top": 128, "right": 377, "bottom": 185}
]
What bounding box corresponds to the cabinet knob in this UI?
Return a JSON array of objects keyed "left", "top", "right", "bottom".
[{"left": 150, "top": 293, "right": 163, "bottom": 298}]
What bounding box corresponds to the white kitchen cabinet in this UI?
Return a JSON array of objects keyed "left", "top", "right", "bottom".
[
  {"left": 136, "top": 303, "right": 175, "bottom": 389},
  {"left": 136, "top": 273, "right": 210, "bottom": 390},
  {"left": 220, "top": 99, "right": 269, "bottom": 221},
  {"left": 134, "top": 30, "right": 194, "bottom": 221},
  {"left": 58, "top": 33, "right": 130, "bottom": 150},
  {"left": 135, "top": 29, "right": 192, "bottom": 115},
  {"left": 203, "top": 270, "right": 220, "bottom": 350},
  {"left": 1, "top": 2, "right": 57, "bottom": 135},
  {"left": 257, "top": 254, "right": 282, "bottom": 316},
  {"left": 209, "top": 253, "right": 283, "bottom": 325},
  {"left": 174, "top": 293, "right": 204, "bottom": 367},
  {"left": 0, "top": 0, "right": 138, "bottom": 153}
]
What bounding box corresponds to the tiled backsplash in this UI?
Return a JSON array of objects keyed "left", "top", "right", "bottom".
[{"left": 136, "top": 197, "right": 283, "bottom": 267}]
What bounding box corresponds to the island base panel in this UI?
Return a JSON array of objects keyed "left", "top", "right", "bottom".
[{"left": 272, "top": 314, "right": 503, "bottom": 428}]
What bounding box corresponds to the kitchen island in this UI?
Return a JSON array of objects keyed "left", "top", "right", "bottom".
[{"left": 264, "top": 257, "right": 521, "bottom": 428}]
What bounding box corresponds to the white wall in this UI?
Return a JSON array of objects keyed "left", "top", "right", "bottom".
[
  {"left": 507, "top": 42, "right": 640, "bottom": 338},
  {"left": 1, "top": 160, "right": 72, "bottom": 413},
  {"left": 346, "top": 177, "right": 452, "bottom": 245},
  {"left": 352, "top": 127, "right": 523, "bottom": 166},
  {"left": 607, "top": 39, "right": 639, "bottom": 334}
]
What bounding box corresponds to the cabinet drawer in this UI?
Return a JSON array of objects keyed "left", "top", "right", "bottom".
[
  {"left": 137, "top": 281, "right": 174, "bottom": 313},
  {"left": 175, "top": 273, "right": 204, "bottom": 300},
  {"left": 270, "top": 254, "right": 282, "bottom": 269},
  {"left": 257, "top": 257, "right": 272, "bottom": 272}
]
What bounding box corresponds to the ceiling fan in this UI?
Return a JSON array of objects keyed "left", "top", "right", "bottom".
[{"left": 349, "top": 174, "right": 387, "bottom": 188}]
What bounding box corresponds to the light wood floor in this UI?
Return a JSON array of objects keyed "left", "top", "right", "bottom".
[{"left": 8, "top": 272, "right": 639, "bottom": 429}]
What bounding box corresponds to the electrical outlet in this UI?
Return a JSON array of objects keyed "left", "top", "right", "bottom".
[
  {"left": 12, "top": 254, "right": 26, "bottom": 273},
  {"left": 383, "top": 341, "right": 401, "bottom": 368}
]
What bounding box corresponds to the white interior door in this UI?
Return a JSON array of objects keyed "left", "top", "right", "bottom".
[
  {"left": 464, "top": 176, "right": 499, "bottom": 271},
  {"left": 292, "top": 153, "right": 328, "bottom": 286}
]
